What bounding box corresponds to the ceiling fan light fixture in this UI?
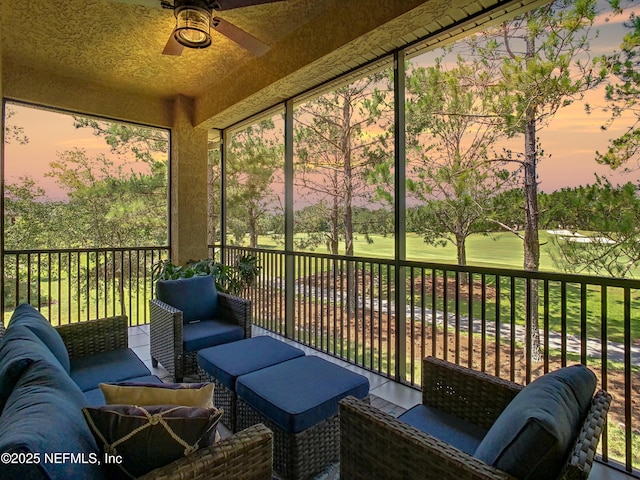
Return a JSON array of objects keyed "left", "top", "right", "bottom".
[{"left": 174, "top": 6, "right": 212, "bottom": 48}]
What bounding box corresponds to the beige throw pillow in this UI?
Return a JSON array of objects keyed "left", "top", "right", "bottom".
[{"left": 99, "top": 381, "right": 214, "bottom": 408}]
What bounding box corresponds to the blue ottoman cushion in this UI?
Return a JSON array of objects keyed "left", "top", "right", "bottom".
[
  {"left": 197, "top": 336, "right": 305, "bottom": 391},
  {"left": 82, "top": 375, "right": 164, "bottom": 406},
  {"left": 8, "top": 304, "right": 70, "bottom": 373},
  {"left": 156, "top": 276, "right": 218, "bottom": 323},
  {"left": 399, "top": 404, "right": 488, "bottom": 455},
  {"left": 474, "top": 364, "right": 597, "bottom": 480},
  {"left": 70, "top": 348, "right": 152, "bottom": 392},
  {"left": 183, "top": 319, "right": 244, "bottom": 352},
  {"left": 237, "top": 356, "right": 369, "bottom": 433}
]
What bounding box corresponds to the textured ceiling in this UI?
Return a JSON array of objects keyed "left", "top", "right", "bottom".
[
  {"left": 1, "top": 0, "right": 331, "bottom": 99},
  {"left": 1, "top": 0, "right": 547, "bottom": 129}
]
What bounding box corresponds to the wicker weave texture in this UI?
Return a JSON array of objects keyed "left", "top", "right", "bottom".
[
  {"left": 422, "top": 356, "right": 522, "bottom": 430},
  {"left": 559, "top": 389, "right": 612, "bottom": 480},
  {"left": 340, "top": 357, "right": 611, "bottom": 480},
  {"left": 137, "top": 423, "right": 273, "bottom": 480},
  {"left": 340, "top": 396, "right": 514, "bottom": 480},
  {"left": 218, "top": 292, "right": 253, "bottom": 340},
  {"left": 198, "top": 367, "right": 237, "bottom": 431},
  {"left": 237, "top": 398, "right": 340, "bottom": 480},
  {"left": 56, "top": 315, "right": 128, "bottom": 358}
]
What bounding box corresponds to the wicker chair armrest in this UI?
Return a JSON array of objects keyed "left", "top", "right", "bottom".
[
  {"left": 339, "top": 396, "right": 515, "bottom": 480},
  {"left": 55, "top": 316, "right": 129, "bottom": 359},
  {"left": 559, "top": 390, "right": 612, "bottom": 480},
  {"left": 150, "top": 299, "right": 183, "bottom": 380},
  {"left": 422, "top": 357, "right": 523, "bottom": 429},
  {"left": 138, "top": 423, "right": 273, "bottom": 480},
  {"left": 217, "top": 292, "right": 252, "bottom": 339},
  {"left": 150, "top": 298, "right": 183, "bottom": 318}
]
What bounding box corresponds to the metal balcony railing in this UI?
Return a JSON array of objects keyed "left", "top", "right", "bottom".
[
  {"left": 216, "top": 244, "right": 639, "bottom": 476},
  {"left": 1, "top": 245, "right": 637, "bottom": 475},
  {"left": 1, "top": 247, "right": 170, "bottom": 326}
]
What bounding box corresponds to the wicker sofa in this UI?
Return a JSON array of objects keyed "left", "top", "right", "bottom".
[
  {"left": 340, "top": 357, "right": 611, "bottom": 480},
  {"left": 0, "top": 304, "right": 272, "bottom": 480},
  {"left": 150, "top": 276, "right": 252, "bottom": 382}
]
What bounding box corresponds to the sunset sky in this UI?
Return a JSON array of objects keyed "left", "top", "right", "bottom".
[{"left": 4, "top": 1, "right": 640, "bottom": 199}]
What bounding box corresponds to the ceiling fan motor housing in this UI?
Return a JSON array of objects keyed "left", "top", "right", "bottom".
[
  {"left": 173, "top": 0, "right": 218, "bottom": 11},
  {"left": 173, "top": 0, "right": 215, "bottom": 48}
]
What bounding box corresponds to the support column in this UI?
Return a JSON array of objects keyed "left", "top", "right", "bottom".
[
  {"left": 394, "top": 50, "right": 407, "bottom": 383},
  {"left": 170, "top": 95, "right": 209, "bottom": 265},
  {"left": 284, "top": 99, "right": 295, "bottom": 339}
]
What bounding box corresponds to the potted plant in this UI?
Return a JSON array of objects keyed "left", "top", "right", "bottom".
[{"left": 152, "top": 254, "right": 261, "bottom": 296}]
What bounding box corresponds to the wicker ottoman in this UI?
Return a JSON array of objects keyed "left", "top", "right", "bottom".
[
  {"left": 197, "top": 335, "right": 305, "bottom": 431},
  {"left": 236, "top": 355, "right": 370, "bottom": 480}
]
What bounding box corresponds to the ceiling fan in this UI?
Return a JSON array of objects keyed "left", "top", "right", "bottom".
[{"left": 106, "top": 0, "right": 284, "bottom": 56}]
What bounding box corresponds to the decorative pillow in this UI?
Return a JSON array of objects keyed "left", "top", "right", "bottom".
[
  {"left": 156, "top": 276, "right": 218, "bottom": 323},
  {"left": 100, "top": 381, "right": 214, "bottom": 408},
  {"left": 82, "top": 404, "right": 223, "bottom": 478}
]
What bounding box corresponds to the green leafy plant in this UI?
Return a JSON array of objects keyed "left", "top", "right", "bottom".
[{"left": 152, "top": 255, "right": 261, "bottom": 295}]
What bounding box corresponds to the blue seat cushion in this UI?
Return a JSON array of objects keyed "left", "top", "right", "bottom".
[
  {"left": 474, "top": 365, "right": 597, "bottom": 480},
  {"left": 0, "top": 325, "right": 68, "bottom": 413},
  {"left": 399, "top": 404, "right": 488, "bottom": 455},
  {"left": 197, "top": 336, "right": 305, "bottom": 391},
  {"left": 82, "top": 375, "right": 164, "bottom": 406},
  {"left": 237, "top": 356, "right": 370, "bottom": 433},
  {"left": 183, "top": 319, "right": 244, "bottom": 352},
  {"left": 156, "top": 276, "right": 219, "bottom": 323},
  {"left": 0, "top": 359, "right": 107, "bottom": 480},
  {"left": 70, "top": 348, "right": 152, "bottom": 392},
  {"left": 7, "top": 304, "right": 70, "bottom": 373}
]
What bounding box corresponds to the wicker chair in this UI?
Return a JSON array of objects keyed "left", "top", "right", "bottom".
[
  {"left": 150, "top": 290, "right": 252, "bottom": 382},
  {"left": 340, "top": 357, "right": 611, "bottom": 480}
]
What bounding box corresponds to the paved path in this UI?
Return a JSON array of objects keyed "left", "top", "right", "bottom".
[{"left": 288, "top": 280, "right": 640, "bottom": 366}]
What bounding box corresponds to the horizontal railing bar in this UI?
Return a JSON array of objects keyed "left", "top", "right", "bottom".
[
  {"left": 5, "top": 246, "right": 169, "bottom": 255},
  {"left": 212, "top": 244, "right": 640, "bottom": 289}
]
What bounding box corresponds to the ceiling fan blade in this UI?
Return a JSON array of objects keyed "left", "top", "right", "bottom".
[
  {"left": 102, "top": 0, "right": 166, "bottom": 8},
  {"left": 212, "top": 17, "right": 270, "bottom": 56},
  {"left": 211, "top": 0, "right": 284, "bottom": 11},
  {"left": 163, "top": 32, "right": 184, "bottom": 56}
]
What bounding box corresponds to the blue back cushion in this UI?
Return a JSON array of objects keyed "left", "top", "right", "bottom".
[
  {"left": 474, "top": 365, "right": 596, "bottom": 480},
  {"left": 0, "top": 325, "right": 68, "bottom": 413},
  {"left": 0, "top": 359, "right": 107, "bottom": 480},
  {"left": 8, "top": 304, "right": 70, "bottom": 373},
  {"left": 156, "top": 276, "right": 219, "bottom": 323}
]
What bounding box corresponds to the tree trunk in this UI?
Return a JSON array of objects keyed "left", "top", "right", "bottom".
[
  {"left": 342, "top": 95, "right": 357, "bottom": 313},
  {"left": 523, "top": 30, "right": 542, "bottom": 362},
  {"left": 456, "top": 229, "right": 469, "bottom": 284},
  {"left": 248, "top": 206, "right": 258, "bottom": 249},
  {"left": 330, "top": 196, "right": 340, "bottom": 255}
]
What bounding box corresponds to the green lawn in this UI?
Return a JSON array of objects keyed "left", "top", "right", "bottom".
[
  {"left": 260, "top": 231, "right": 579, "bottom": 272},
  {"left": 252, "top": 231, "right": 640, "bottom": 344}
]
